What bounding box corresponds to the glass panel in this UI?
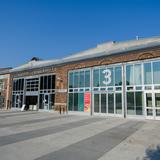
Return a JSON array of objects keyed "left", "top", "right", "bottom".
[
  {"left": 115, "top": 66, "right": 122, "bottom": 86},
  {"left": 147, "top": 109, "right": 153, "bottom": 116},
  {"left": 74, "top": 93, "right": 78, "bottom": 111},
  {"left": 49, "top": 94, "right": 54, "bottom": 110},
  {"left": 108, "top": 93, "right": 114, "bottom": 113},
  {"left": 13, "top": 81, "right": 16, "bottom": 91},
  {"left": 74, "top": 72, "right": 79, "bottom": 88},
  {"left": 39, "top": 94, "right": 44, "bottom": 109},
  {"left": 85, "top": 70, "right": 90, "bottom": 87},
  {"left": 146, "top": 93, "right": 152, "bottom": 107},
  {"left": 52, "top": 75, "right": 55, "bottom": 89},
  {"left": 108, "top": 68, "right": 114, "bottom": 86},
  {"left": 48, "top": 76, "right": 51, "bottom": 89},
  {"left": 155, "top": 93, "right": 160, "bottom": 108},
  {"left": 127, "top": 92, "right": 135, "bottom": 115},
  {"left": 18, "top": 79, "right": 21, "bottom": 90},
  {"left": 134, "top": 64, "right": 142, "bottom": 85},
  {"left": 16, "top": 80, "right": 19, "bottom": 90},
  {"left": 44, "top": 76, "right": 48, "bottom": 89},
  {"left": 79, "top": 71, "right": 84, "bottom": 88},
  {"left": 116, "top": 93, "right": 122, "bottom": 114},
  {"left": 94, "top": 94, "right": 99, "bottom": 113},
  {"left": 126, "top": 65, "right": 134, "bottom": 85},
  {"left": 44, "top": 94, "right": 49, "bottom": 110},
  {"left": 68, "top": 93, "right": 73, "bottom": 111},
  {"left": 78, "top": 93, "right": 84, "bottom": 111},
  {"left": 93, "top": 69, "right": 99, "bottom": 87},
  {"left": 45, "top": 95, "right": 49, "bottom": 104},
  {"left": 135, "top": 92, "right": 143, "bottom": 115},
  {"left": 156, "top": 110, "right": 160, "bottom": 116},
  {"left": 144, "top": 63, "right": 152, "bottom": 84},
  {"left": 153, "top": 61, "right": 160, "bottom": 84},
  {"left": 100, "top": 68, "right": 106, "bottom": 87},
  {"left": 69, "top": 72, "right": 73, "bottom": 88},
  {"left": 101, "top": 94, "right": 106, "bottom": 113}
]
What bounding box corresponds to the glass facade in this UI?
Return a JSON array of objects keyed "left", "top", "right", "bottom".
[
  {"left": 12, "top": 74, "right": 55, "bottom": 110},
  {"left": 68, "top": 69, "right": 91, "bottom": 112},
  {"left": 93, "top": 65, "right": 122, "bottom": 115},
  {"left": 68, "top": 59, "right": 160, "bottom": 120},
  {"left": 12, "top": 78, "right": 24, "bottom": 108}
]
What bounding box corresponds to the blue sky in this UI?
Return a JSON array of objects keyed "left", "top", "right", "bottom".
[{"left": 0, "top": 0, "right": 160, "bottom": 68}]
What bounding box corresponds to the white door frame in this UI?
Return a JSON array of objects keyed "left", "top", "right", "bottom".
[
  {"left": 144, "top": 90, "right": 160, "bottom": 120},
  {"left": 43, "top": 94, "right": 50, "bottom": 110}
]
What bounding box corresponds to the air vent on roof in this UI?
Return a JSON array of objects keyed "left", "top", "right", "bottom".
[{"left": 30, "top": 57, "right": 41, "bottom": 61}]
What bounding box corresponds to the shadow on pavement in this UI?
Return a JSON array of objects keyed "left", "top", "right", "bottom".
[{"left": 144, "top": 145, "right": 160, "bottom": 160}]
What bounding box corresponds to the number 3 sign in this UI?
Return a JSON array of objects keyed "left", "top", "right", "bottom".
[{"left": 102, "top": 69, "right": 112, "bottom": 85}]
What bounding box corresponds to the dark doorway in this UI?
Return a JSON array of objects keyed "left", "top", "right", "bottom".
[{"left": 25, "top": 96, "right": 38, "bottom": 110}]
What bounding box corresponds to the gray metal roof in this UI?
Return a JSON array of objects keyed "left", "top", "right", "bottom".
[
  {"left": 7, "top": 36, "right": 160, "bottom": 73},
  {"left": 0, "top": 68, "right": 12, "bottom": 75}
]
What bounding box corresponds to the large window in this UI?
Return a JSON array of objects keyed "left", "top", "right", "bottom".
[
  {"left": 69, "top": 72, "right": 73, "bottom": 88},
  {"left": 101, "top": 94, "right": 106, "bottom": 113},
  {"left": 26, "top": 78, "right": 39, "bottom": 91},
  {"left": 126, "top": 65, "right": 134, "bottom": 85},
  {"left": 85, "top": 70, "right": 90, "bottom": 87},
  {"left": 116, "top": 93, "right": 122, "bottom": 114},
  {"left": 134, "top": 64, "right": 142, "bottom": 85},
  {"left": 108, "top": 93, "right": 114, "bottom": 113},
  {"left": 69, "top": 69, "right": 90, "bottom": 89},
  {"left": 39, "top": 75, "right": 55, "bottom": 110},
  {"left": 126, "top": 64, "right": 142, "bottom": 86},
  {"left": 153, "top": 61, "right": 160, "bottom": 84},
  {"left": 127, "top": 91, "right": 143, "bottom": 115},
  {"left": 93, "top": 65, "right": 122, "bottom": 88},
  {"left": 68, "top": 69, "right": 91, "bottom": 112},
  {"left": 100, "top": 68, "right": 106, "bottom": 87},
  {"left": 93, "top": 69, "right": 99, "bottom": 87},
  {"left": 74, "top": 72, "right": 79, "bottom": 88},
  {"left": 144, "top": 63, "right": 152, "bottom": 84},
  {"left": 115, "top": 66, "right": 122, "bottom": 86},
  {"left": 94, "top": 94, "right": 99, "bottom": 112},
  {"left": 93, "top": 65, "right": 123, "bottom": 115},
  {"left": 13, "top": 79, "right": 24, "bottom": 91},
  {"left": 79, "top": 71, "right": 84, "bottom": 88},
  {"left": 68, "top": 93, "right": 84, "bottom": 112},
  {"left": 40, "top": 75, "right": 55, "bottom": 90}
]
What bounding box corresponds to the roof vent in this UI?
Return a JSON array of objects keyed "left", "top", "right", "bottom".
[{"left": 30, "top": 57, "right": 41, "bottom": 61}]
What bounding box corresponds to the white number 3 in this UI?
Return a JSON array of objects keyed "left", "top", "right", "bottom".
[{"left": 102, "top": 69, "right": 112, "bottom": 85}]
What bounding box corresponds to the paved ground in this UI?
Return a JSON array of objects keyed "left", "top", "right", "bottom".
[{"left": 0, "top": 111, "right": 160, "bottom": 160}]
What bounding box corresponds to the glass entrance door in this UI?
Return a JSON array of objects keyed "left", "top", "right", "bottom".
[
  {"left": 144, "top": 91, "right": 160, "bottom": 120},
  {"left": 93, "top": 92, "right": 122, "bottom": 116},
  {"left": 44, "top": 94, "right": 49, "bottom": 110},
  {"left": 155, "top": 92, "right": 160, "bottom": 119},
  {"left": 13, "top": 95, "right": 22, "bottom": 108},
  {"left": 144, "top": 92, "right": 153, "bottom": 119}
]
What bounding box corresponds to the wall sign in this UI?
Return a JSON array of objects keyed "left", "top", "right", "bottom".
[
  {"left": 84, "top": 92, "right": 91, "bottom": 112},
  {"left": 102, "top": 69, "right": 112, "bottom": 85},
  {"left": 56, "top": 89, "right": 67, "bottom": 93}
]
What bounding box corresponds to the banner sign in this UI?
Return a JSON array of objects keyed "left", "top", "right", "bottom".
[{"left": 84, "top": 92, "right": 91, "bottom": 112}]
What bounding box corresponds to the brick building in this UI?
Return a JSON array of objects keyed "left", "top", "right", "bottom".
[
  {"left": 1, "top": 36, "right": 160, "bottom": 120},
  {"left": 0, "top": 68, "right": 11, "bottom": 109}
]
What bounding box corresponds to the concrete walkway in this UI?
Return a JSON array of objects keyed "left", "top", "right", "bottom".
[{"left": 0, "top": 111, "right": 159, "bottom": 160}]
